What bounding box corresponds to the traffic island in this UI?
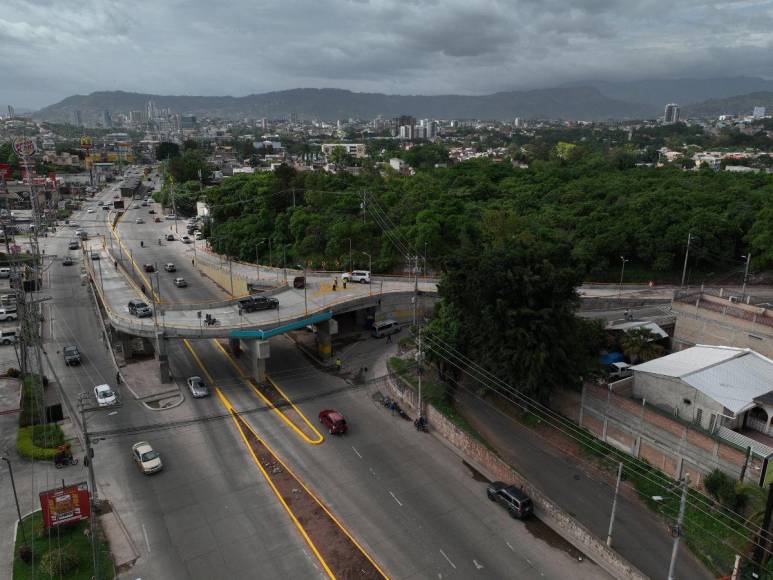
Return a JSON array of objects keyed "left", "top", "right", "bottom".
[
  {"left": 220, "top": 393, "right": 386, "bottom": 579},
  {"left": 12, "top": 510, "right": 115, "bottom": 580}
]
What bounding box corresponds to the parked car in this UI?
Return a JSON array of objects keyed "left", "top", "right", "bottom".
[
  {"left": 164, "top": 263, "right": 176, "bottom": 272},
  {"left": 63, "top": 345, "right": 81, "bottom": 365},
  {"left": 237, "top": 295, "right": 279, "bottom": 313},
  {"left": 195, "top": 232, "right": 204, "bottom": 240},
  {"left": 319, "top": 409, "right": 348, "bottom": 435},
  {"left": 186, "top": 376, "right": 210, "bottom": 398},
  {"left": 0, "top": 309, "right": 18, "bottom": 322},
  {"left": 0, "top": 267, "right": 10, "bottom": 278},
  {"left": 371, "top": 319, "right": 400, "bottom": 338},
  {"left": 90, "top": 251, "right": 100, "bottom": 260},
  {"left": 173, "top": 277, "right": 187, "bottom": 287},
  {"left": 148, "top": 209, "right": 156, "bottom": 214},
  {"left": 486, "top": 482, "right": 533, "bottom": 519},
  {"left": 180, "top": 235, "right": 191, "bottom": 244},
  {"left": 132, "top": 441, "right": 163, "bottom": 474},
  {"left": 94, "top": 383, "right": 117, "bottom": 407},
  {"left": 166, "top": 234, "right": 175, "bottom": 241},
  {"left": 165, "top": 214, "right": 177, "bottom": 220},
  {"left": 342, "top": 270, "right": 371, "bottom": 284},
  {"left": 0, "top": 330, "right": 18, "bottom": 346},
  {"left": 143, "top": 264, "right": 155, "bottom": 273},
  {"left": 62, "top": 256, "right": 73, "bottom": 266}
]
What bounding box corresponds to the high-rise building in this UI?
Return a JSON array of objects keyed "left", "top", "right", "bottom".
[
  {"left": 73, "top": 110, "right": 83, "bottom": 126},
  {"left": 7, "top": 105, "right": 14, "bottom": 118},
  {"left": 102, "top": 110, "right": 113, "bottom": 128},
  {"left": 129, "top": 110, "right": 147, "bottom": 125},
  {"left": 180, "top": 114, "right": 197, "bottom": 130},
  {"left": 394, "top": 115, "right": 416, "bottom": 129},
  {"left": 663, "top": 103, "right": 680, "bottom": 124},
  {"left": 753, "top": 106, "right": 767, "bottom": 119}
]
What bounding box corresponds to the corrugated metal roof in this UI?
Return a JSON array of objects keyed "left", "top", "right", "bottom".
[
  {"left": 684, "top": 353, "right": 773, "bottom": 414},
  {"left": 632, "top": 345, "right": 744, "bottom": 377},
  {"left": 607, "top": 321, "right": 669, "bottom": 340}
]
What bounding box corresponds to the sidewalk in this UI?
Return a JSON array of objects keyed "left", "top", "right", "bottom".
[{"left": 454, "top": 389, "right": 712, "bottom": 580}]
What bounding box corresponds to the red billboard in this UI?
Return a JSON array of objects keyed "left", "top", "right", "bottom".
[
  {"left": 39, "top": 482, "right": 90, "bottom": 528},
  {"left": 0, "top": 163, "right": 10, "bottom": 179}
]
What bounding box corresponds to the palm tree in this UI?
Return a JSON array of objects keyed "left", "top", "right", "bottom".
[{"left": 620, "top": 328, "right": 664, "bottom": 363}]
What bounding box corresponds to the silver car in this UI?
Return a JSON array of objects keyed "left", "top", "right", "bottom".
[{"left": 186, "top": 376, "right": 210, "bottom": 398}]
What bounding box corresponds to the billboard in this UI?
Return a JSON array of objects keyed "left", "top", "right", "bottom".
[
  {"left": 0, "top": 163, "right": 10, "bottom": 179},
  {"left": 760, "top": 453, "right": 773, "bottom": 488},
  {"left": 39, "top": 482, "right": 90, "bottom": 528}
]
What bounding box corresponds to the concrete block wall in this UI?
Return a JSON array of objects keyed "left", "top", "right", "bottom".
[
  {"left": 579, "top": 384, "right": 754, "bottom": 487},
  {"left": 382, "top": 373, "right": 647, "bottom": 580},
  {"left": 375, "top": 292, "right": 437, "bottom": 325}
]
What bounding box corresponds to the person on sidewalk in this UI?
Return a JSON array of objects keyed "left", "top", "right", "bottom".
[
  {"left": 115, "top": 372, "right": 121, "bottom": 385},
  {"left": 386, "top": 333, "right": 393, "bottom": 344},
  {"left": 343, "top": 279, "right": 347, "bottom": 289},
  {"left": 335, "top": 357, "right": 342, "bottom": 371},
  {"left": 332, "top": 278, "right": 338, "bottom": 291}
]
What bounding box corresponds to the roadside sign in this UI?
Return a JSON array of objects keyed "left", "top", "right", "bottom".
[
  {"left": 760, "top": 453, "right": 773, "bottom": 487},
  {"left": 39, "top": 482, "right": 90, "bottom": 528},
  {"left": 12, "top": 137, "right": 36, "bottom": 157}
]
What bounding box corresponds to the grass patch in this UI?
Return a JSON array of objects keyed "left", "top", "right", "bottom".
[{"left": 13, "top": 511, "right": 114, "bottom": 580}]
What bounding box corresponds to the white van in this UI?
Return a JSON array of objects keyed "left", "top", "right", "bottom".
[
  {"left": 0, "top": 329, "right": 17, "bottom": 345},
  {"left": 0, "top": 267, "right": 10, "bottom": 278},
  {"left": 608, "top": 362, "right": 633, "bottom": 380},
  {"left": 371, "top": 319, "right": 400, "bottom": 338}
]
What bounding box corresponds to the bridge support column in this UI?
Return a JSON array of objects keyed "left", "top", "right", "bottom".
[
  {"left": 228, "top": 337, "right": 241, "bottom": 357},
  {"left": 317, "top": 319, "right": 333, "bottom": 361},
  {"left": 156, "top": 332, "right": 171, "bottom": 383},
  {"left": 247, "top": 339, "right": 270, "bottom": 384}
]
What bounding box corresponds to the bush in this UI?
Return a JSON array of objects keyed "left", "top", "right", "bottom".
[
  {"left": 18, "top": 545, "right": 31, "bottom": 564},
  {"left": 31, "top": 424, "right": 64, "bottom": 449},
  {"left": 5, "top": 367, "right": 20, "bottom": 378},
  {"left": 39, "top": 547, "right": 78, "bottom": 577},
  {"left": 704, "top": 469, "right": 738, "bottom": 508},
  {"left": 16, "top": 426, "right": 61, "bottom": 461}
]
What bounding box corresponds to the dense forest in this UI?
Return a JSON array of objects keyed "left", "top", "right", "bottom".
[{"left": 176, "top": 151, "right": 773, "bottom": 284}]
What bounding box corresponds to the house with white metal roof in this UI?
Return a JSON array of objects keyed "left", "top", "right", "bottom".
[{"left": 631, "top": 345, "right": 773, "bottom": 434}]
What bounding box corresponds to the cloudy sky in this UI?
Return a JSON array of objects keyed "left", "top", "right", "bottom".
[{"left": 2, "top": 0, "right": 772, "bottom": 109}]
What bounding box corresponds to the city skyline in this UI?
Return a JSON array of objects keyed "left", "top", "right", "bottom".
[{"left": 2, "top": 0, "right": 773, "bottom": 109}]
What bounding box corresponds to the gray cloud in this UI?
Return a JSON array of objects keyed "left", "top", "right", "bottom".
[{"left": 1, "top": 0, "right": 772, "bottom": 108}]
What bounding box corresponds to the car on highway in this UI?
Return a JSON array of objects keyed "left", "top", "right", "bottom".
[
  {"left": 76, "top": 230, "right": 88, "bottom": 240},
  {"left": 180, "top": 235, "right": 191, "bottom": 244},
  {"left": 102, "top": 205, "right": 110, "bottom": 211},
  {"left": 319, "top": 409, "right": 348, "bottom": 435},
  {"left": 163, "top": 263, "right": 176, "bottom": 272},
  {"left": 237, "top": 295, "right": 279, "bottom": 313},
  {"left": 90, "top": 251, "right": 100, "bottom": 260},
  {"left": 186, "top": 376, "right": 210, "bottom": 398},
  {"left": 486, "top": 482, "right": 533, "bottom": 519},
  {"left": 132, "top": 441, "right": 163, "bottom": 474},
  {"left": 87, "top": 208, "right": 95, "bottom": 213},
  {"left": 68, "top": 222, "right": 79, "bottom": 228},
  {"left": 63, "top": 345, "right": 81, "bottom": 365},
  {"left": 166, "top": 233, "right": 175, "bottom": 241},
  {"left": 165, "top": 214, "right": 177, "bottom": 220},
  {"left": 62, "top": 256, "right": 73, "bottom": 266},
  {"left": 68, "top": 240, "right": 80, "bottom": 250},
  {"left": 94, "top": 383, "right": 117, "bottom": 407},
  {"left": 342, "top": 270, "right": 371, "bottom": 284},
  {"left": 143, "top": 264, "right": 155, "bottom": 272},
  {"left": 0, "top": 308, "right": 18, "bottom": 322},
  {"left": 135, "top": 217, "right": 144, "bottom": 224},
  {"left": 148, "top": 209, "right": 156, "bottom": 214},
  {"left": 128, "top": 299, "right": 153, "bottom": 318},
  {"left": 173, "top": 277, "right": 187, "bottom": 287}
]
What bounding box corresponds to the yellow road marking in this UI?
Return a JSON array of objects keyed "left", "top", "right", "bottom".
[
  {"left": 108, "top": 211, "right": 159, "bottom": 302},
  {"left": 211, "top": 339, "right": 324, "bottom": 445}
]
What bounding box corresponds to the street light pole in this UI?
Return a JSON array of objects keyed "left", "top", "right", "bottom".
[
  {"left": 741, "top": 253, "right": 752, "bottom": 302},
  {"left": 618, "top": 256, "right": 628, "bottom": 298},
  {"left": 348, "top": 238, "right": 352, "bottom": 273},
  {"left": 680, "top": 232, "right": 692, "bottom": 288},
  {"left": 667, "top": 476, "right": 690, "bottom": 580},
  {"left": 1, "top": 456, "right": 26, "bottom": 546},
  {"left": 359, "top": 251, "right": 372, "bottom": 297}
]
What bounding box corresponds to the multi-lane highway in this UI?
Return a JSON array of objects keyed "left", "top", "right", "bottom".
[{"left": 33, "top": 180, "right": 612, "bottom": 579}]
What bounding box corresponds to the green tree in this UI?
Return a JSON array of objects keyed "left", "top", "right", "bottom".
[
  {"left": 156, "top": 142, "right": 180, "bottom": 161},
  {"left": 329, "top": 145, "right": 351, "bottom": 168},
  {"left": 620, "top": 328, "right": 664, "bottom": 363}
]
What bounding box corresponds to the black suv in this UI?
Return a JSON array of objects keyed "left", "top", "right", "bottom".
[
  {"left": 487, "top": 482, "right": 533, "bottom": 519},
  {"left": 128, "top": 299, "right": 153, "bottom": 318},
  {"left": 237, "top": 295, "right": 279, "bottom": 313},
  {"left": 63, "top": 345, "right": 81, "bottom": 365}
]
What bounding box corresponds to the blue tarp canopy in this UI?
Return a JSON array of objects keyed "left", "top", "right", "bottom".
[{"left": 600, "top": 352, "right": 624, "bottom": 365}]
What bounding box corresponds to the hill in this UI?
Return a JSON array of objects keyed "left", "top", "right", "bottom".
[
  {"left": 34, "top": 87, "right": 656, "bottom": 123},
  {"left": 682, "top": 91, "right": 773, "bottom": 117}
]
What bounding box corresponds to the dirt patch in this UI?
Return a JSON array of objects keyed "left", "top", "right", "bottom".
[
  {"left": 463, "top": 460, "right": 491, "bottom": 483},
  {"left": 231, "top": 412, "right": 385, "bottom": 578},
  {"left": 524, "top": 517, "right": 590, "bottom": 563},
  {"left": 257, "top": 379, "right": 321, "bottom": 440}
]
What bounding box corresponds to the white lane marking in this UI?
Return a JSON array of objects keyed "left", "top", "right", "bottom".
[
  {"left": 506, "top": 541, "right": 515, "bottom": 552},
  {"left": 352, "top": 446, "right": 362, "bottom": 459},
  {"left": 369, "top": 467, "right": 376, "bottom": 477},
  {"left": 142, "top": 524, "right": 151, "bottom": 553},
  {"left": 473, "top": 559, "right": 484, "bottom": 570},
  {"left": 389, "top": 491, "right": 403, "bottom": 506},
  {"left": 526, "top": 558, "right": 532, "bottom": 565},
  {"left": 439, "top": 549, "right": 456, "bottom": 569}
]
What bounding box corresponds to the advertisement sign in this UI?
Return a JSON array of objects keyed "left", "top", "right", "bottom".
[
  {"left": 12, "top": 137, "right": 36, "bottom": 157},
  {"left": 39, "top": 482, "right": 90, "bottom": 528},
  {"left": 0, "top": 163, "right": 10, "bottom": 179},
  {"left": 760, "top": 453, "right": 773, "bottom": 488},
  {"left": 80, "top": 135, "right": 93, "bottom": 151}
]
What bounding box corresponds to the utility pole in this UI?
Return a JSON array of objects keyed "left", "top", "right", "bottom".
[
  {"left": 417, "top": 326, "right": 423, "bottom": 418},
  {"left": 618, "top": 256, "right": 629, "bottom": 299},
  {"left": 741, "top": 253, "right": 752, "bottom": 302},
  {"left": 1, "top": 457, "right": 26, "bottom": 546},
  {"left": 413, "top": 255, "right": 419, "bottom": 326},
  {"left": 668, "top": 476, "right": 690, "bottom": 580},
  {"left": 753, "top": 483, "right": 773, "bottom": 574},
  {"left": 606, "top": 462, "right": 623, "bottom": 547},
  {"left": 348, "top": 238, "right": 352, "bottom": 273},
  {"left": 79, "top": 393, "right": 100, "bottom": 580},
  {"left": 680, "top": 232, "right": 692, "bottom": 288}
]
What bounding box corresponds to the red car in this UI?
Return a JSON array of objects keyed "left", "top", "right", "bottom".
[{"left": 319, "top": 409, "right": 348, "bottom": 435}]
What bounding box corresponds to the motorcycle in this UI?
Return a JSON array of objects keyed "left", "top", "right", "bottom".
[{"left": 54, "top": 453, "right": 78, "bottom": 469}]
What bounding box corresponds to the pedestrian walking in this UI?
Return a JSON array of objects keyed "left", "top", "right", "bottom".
[
  {"left": 115, "top": 372, "right": 121, "bottom": 385},
  {"left": 332, "top": 278, "right": 338, "bottom": 291},
  {"left": 335, "top": 357, "right": 342, "bottom": 372},
  {"left": 343, "top": 279, "right": 347, "bottom": 289},
  {"left": 386, "top": 333, "right": 393, "bottom": 344},
  {"left": 192, "top": 259, "right": 195, "bottom": 267}
]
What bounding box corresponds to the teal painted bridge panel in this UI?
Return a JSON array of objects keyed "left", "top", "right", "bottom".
[{"left": 229, "top": 310, "right": 333, "bottom": 340}]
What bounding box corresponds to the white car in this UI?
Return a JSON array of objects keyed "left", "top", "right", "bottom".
[
  {"left": 94, "top": 383, "right": 117, "bottom": 406},
  {"left": 165, "top": 214, "right": 177, "bottom": 220},
  {"left": 87, "top": 208, "right": 95, "bottom": 213},
  {"left": 180, "top": 235, "right": 191, "bottom": 244},
  {"left": 342, "top": 270, "right": 371, "bottom": 284},
  {"left": 135, "top": 218, "right": 144, "bottom": 224},
  {"left": 132, "top": 441, "right": 163, "bottom": 474}
]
